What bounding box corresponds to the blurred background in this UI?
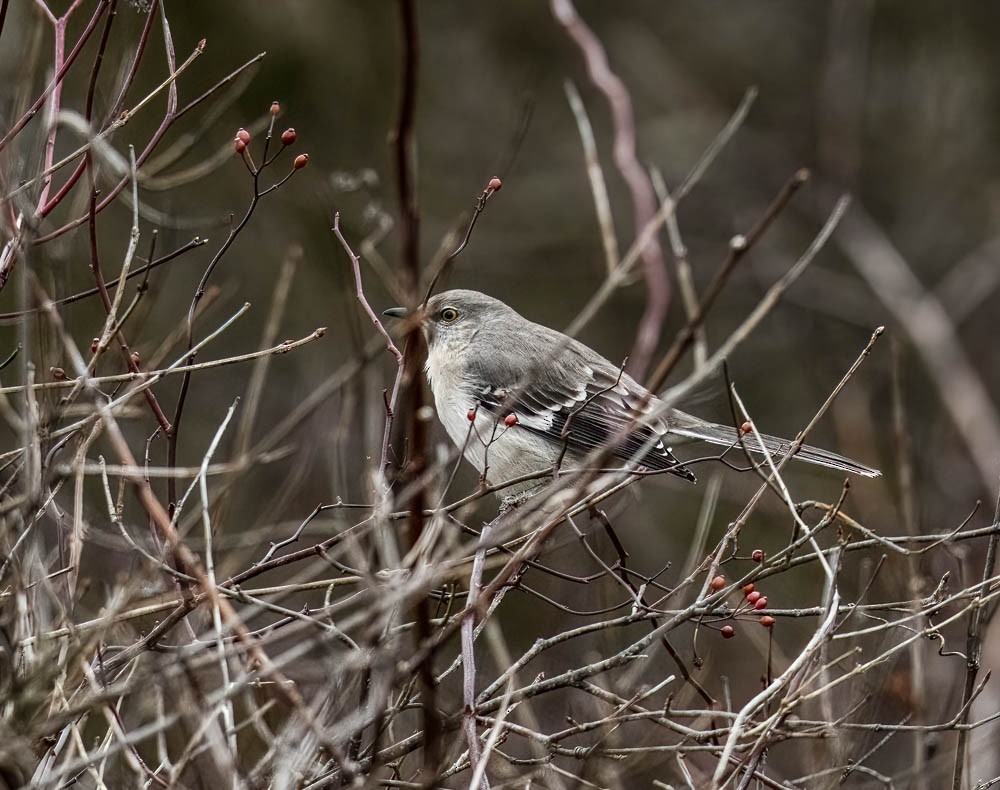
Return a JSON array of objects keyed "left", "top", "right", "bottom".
[{"left": 2, "top": 1, "right": 999, "bottom": 785}]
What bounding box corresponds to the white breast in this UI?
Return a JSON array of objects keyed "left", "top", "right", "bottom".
[
  {"left": 425, "top": 343, "right": 557, "bottom": 491},
  {"left": 425, "top": 343, "right": 474, "bottom": 451}
]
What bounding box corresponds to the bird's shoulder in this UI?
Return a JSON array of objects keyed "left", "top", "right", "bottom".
[{"left": 467, "top": 327, "right": 657, "bottom": 427}]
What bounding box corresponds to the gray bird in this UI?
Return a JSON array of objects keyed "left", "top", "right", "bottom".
[{"left": 385, "top": 289, "right": 880, "bottom": 495}]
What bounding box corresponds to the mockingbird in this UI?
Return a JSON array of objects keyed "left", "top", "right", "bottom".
[{"left": 385, "top": 289, "right": 880, "bottom": 495}]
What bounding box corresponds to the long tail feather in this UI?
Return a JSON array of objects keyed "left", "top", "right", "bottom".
[{"left": 669, "top": 418, "right": 881, "bottom": 478}]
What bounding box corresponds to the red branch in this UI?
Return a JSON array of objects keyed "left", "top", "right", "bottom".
[{"left": 552, "top": 0, "right": 671, "bottom": 380}]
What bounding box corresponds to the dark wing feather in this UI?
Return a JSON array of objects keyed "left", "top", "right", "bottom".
[{"left": 473, "top": 367, "right": 696, "bottom": 482}]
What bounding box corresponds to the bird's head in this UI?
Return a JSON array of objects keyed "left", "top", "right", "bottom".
[{"left": 384, "top": 289, "right": 514, "bottom": 352}]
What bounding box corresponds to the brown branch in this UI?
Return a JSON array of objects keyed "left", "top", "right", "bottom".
[{"left": 390, "top": 0, "right": 441, "bottom": 783}]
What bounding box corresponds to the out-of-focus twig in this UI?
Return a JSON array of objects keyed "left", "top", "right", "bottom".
[
  {"left": 659, "top": 193, "right": 849, "bottom": 408},
  {"left": 836, "top": 201, "right": 1000, "bottom": 492},
  {"left": 552, "top": 0, "right": 669, "bottom": 380},
  {"left": 647, "top": 168, "right": 811, "bottom": 393},
  {"left": 563, "top": 87, "right": 757, "bottom": 344},
  {"left": 651, "top": 166, "right": 707, "bottom": 370},
  {"left": 565, "top": 80, "right": 619, "bottom": 274}
]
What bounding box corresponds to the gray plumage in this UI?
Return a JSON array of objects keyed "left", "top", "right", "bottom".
[{"left": 388, "top": 289, "right": 880, "bottom": 495}]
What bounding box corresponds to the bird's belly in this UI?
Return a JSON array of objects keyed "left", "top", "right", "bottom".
[{"left": 432, "top": 387, "right": 556, "bottom": 494}]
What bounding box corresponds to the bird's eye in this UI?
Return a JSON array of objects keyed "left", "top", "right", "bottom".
[{"left": 439, "top": 307, "right": 459, "bottom": 323}]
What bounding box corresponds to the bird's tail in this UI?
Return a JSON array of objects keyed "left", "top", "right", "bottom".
[{"left": 668, "top": 414, "right": 881, "bottom": 479}]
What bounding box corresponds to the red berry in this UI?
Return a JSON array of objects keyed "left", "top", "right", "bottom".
[
  {"left": 234, "top": 138, "right": 247, "bottom": 154},
  {"left": 742, "top": 584, "right": 755, "bottom": 596},
  {"left": 50, "top": 366, "right": 66, "bottom": 380},
  {"left": 740, "top": 421, "right": 753, "bottom": 435},
  {"left": 754, "top": 597, "right": 768, "bottom": 610},
  {"left": 746, "top": 591, "right": 761, "bottom": 605},
  {"left": 281, "top": 128, "right": 297, "bottom": 145},
  {"left": 270, "top": 101, "right": 281, "bottom": 116},
  {"left": 90, "top": 338, "right": 100, "bottom": 353},
  {"left": 760, "top": 615, "right": 775, "bottom": 628},
  {"left": 504, "top": 413, "right": 518, "bottom": 427},
  {"left": 467, "top": 409, "right": 476, "bottom": 422},
  {"left": 488, "top": 176, "right": 502, "bottom": 191},
  {"left": 751, "top": 549, "right": 764, "bottom": 563},
  {"left": 293, "top": 153, "right": 309, "bottom": 170},
  {"left": 709, "top": 575, "right": 726, "bottom": 592},
  {"left": 721, "top": 625, "right": 735, "bottom": 639},
  {"left": 236, "top": 128, "right": 251, "bottom": 144}
]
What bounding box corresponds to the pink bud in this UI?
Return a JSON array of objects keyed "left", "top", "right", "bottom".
[
  {"left": 236, "top": 128, "right": 251, "bottom": 144},
  {"left": 488, "top": 176, "right": 502, "bottom": 191}
]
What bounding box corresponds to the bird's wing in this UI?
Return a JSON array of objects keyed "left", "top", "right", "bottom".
[{"left": 472, "top": 364, "right": 696, "bottom": 482}]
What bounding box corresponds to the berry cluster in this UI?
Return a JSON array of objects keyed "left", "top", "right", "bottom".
[
  {"left": 232, "top": 101, "right": 309, "bottom": 173},
  {"left": 708, "top": 547, "right": 776, "bottom": 639}
]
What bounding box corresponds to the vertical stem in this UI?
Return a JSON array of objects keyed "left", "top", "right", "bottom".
[
  {"left": 461, "top": 523, "right": 492, "bottom": 787},
  {"left": 394, "top": 0, "right": 419, "bottom": 295},
  {"left": 952, "top": 484, "right": 1000, "bottom": 789},
  {"left": 391, "top": 0, "right": 440, "bottom": 783},
  {"left": 892, "top": 340, "right": 927, "bottom": 790}
]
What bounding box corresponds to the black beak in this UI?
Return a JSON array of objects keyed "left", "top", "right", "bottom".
[{"left": 382, "top": 307, "right": 407, "bottom": 319}]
